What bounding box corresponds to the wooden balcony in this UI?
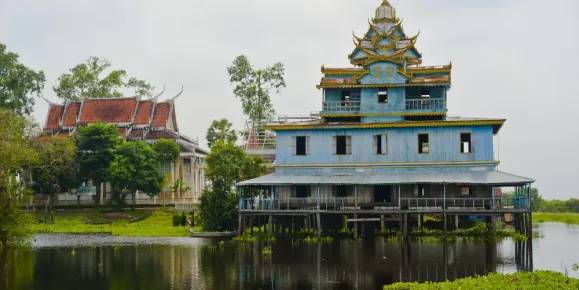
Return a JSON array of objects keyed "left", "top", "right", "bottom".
[
  {"left": 405, "top": 99, "right": 445, "bottom": 111},
  {"left": 321, "top": 100, "right": 361, "bottom": 114}
]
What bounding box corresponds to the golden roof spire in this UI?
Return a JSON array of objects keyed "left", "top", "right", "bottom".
[{"left": 381, "top": 0, "right": 391, "bottom": 5}]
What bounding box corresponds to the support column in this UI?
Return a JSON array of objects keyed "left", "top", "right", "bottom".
[
  {"left": 491, "top": 214, "right": 497, "bottom": 236},
  {"left": 527, "top": 212, "right": 533, "bottom": 240},
  {"left": 455, "top": 215, "right": 459, "bottom": 230},
  {"left": 237, "top": 214, "right": 243, "bottom": 235},
  {"left": 417, "top": 214, "right": 422, "bottom": 230},
  {"left": 268, "top": 214, "right": 273, "bottom": 236},
  {"left": 354, "top": 185, "right": 358, "bottom": 208},
  {"left": 380, "top": 215, "right": 385, "bottom": 231},
  {"left": 398, "top": 185, "right": 401, "bottom": 209},
  {"left": 403, "top": 213, "right": 408, "bottom": 239},
  {"left": 354, "top": 214, "right": 358, "bottom": 239},
  {"left": 316, "top": 213, "right": 322, "bottom": 237},
  {"left": 443, "top": 213, "right": 447, "bottom": 237}
]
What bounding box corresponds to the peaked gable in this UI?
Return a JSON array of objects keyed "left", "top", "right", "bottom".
[
  {"left": 79, "top": 98, "right": 138, "bottom": 124},
  {"left": 45, "top": 104, "right": 64, "bottom": 130}
]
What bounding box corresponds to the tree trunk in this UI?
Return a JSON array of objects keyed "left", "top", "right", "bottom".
[
  {"left": 94, "top": 181, "right": 102, "bottom": 209},
  {"left": 132, "top": 191, "right": 136, "bottom": 211},
  {"left": 0, "top": 247, "right": 7, "bottom": 288}
]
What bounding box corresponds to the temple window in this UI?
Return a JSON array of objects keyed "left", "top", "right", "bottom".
[
  {"left": 292, "top": 136, "right": 309, "bottom": 156},
  {"left": 421, "top": 89, "right": 431, "bottom": 98},
  {"left": 333, "top": 135, "right": 352, "bottom": 155},
  {"left": 374, "top": 134, "right": 388, "bottom": 155},
  {"left": 378, "top": 89, "right": 388, "bottom": 103},
  {"left": 460, "top": 133, "right": 472, "bottom": 153},
  {"left": 418, "top": 134, "right": 429, "bottom": 154}
]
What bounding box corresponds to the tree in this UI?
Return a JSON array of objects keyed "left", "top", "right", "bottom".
[
  {"left": 0, "top": 43, "right": 46, "bottom": 115},
  {"left": 206, "top": 119, "right": 237, "bottom": 148},
  {"left": 53, "top": 56, "right": 154, "bottom": 101},
  {"left": 107, "top": 141, "right": 165, "bottom": 210},
  {"left": 170, "top": 178, "right": 192, "bottom": 198},
  {"left": 0, "top": 110, "right": 37, "bottom": 248},
  {"left": 227, "top": 55, "right": 286, "bottom": 122},
  {"left": 76, "top": 122, "right": 122, "bottom": 208},
  {"left": 152, "top": 138, "right": 180, "bottom": 164},
  {"left": 29, "top": 136, "right": 79, "bottom": 221},
  {"left": 199, "top": 140, "right": 265, "bottom": 231},
  {"left": 530, "top": 188, "right": 543, "bottom": 212}
]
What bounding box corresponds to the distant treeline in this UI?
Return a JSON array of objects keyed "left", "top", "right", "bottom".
[{"left": 503, "top": 188, "right": 579, "bottom": 213}]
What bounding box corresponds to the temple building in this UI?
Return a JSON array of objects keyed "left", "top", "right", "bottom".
[
  {"left": 236, "top": 1, "right": 534, "bottom": 238},
  {"left": 41, "top": 89, "right": 208, "bottom": 203}
]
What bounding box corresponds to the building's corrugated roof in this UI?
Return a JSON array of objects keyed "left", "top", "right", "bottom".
[{"left": 237, "top": 171, "right": 534, "bottom": 187}]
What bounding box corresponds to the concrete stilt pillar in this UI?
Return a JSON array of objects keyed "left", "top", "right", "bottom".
[
  {"left": 417, "top": 214, "right": 422, "bottom": 230},
  {"left": 491, "top": 214, "right": 497, "bottom": 236},
  {"left": 443, "top": 213, "right": 447, "bottom": 236},
  {"left": 527, "top": 212, "right": 533, "bottom": 240},
  {"left": 455, "top": 215, "right": 459, "bottom": 231},
  {"left": 380, "top": 215, "right": 385, "bottom": 231},
  {"left": 268, "top": 214, "right": 273, "bottom": 236},
  {"left": 316, "top": 213, "right": 322, "bottom": 237},
  {"left": 403, "top": 213, "right": 408, "bottom": 239},
  {"left": 354, "top": 214, "right": 358, "bottom": 239},
  {"left": 237, "top": 214, "right": 242, "bottom": 235},
  {"left": 250, "top": 216, "right": 254, "bottom": 235}
]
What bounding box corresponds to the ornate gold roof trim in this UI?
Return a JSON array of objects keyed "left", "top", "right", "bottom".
[
  {"left": 316, "top": 82, "right": 450, "bottom": 89},
  {"left": 319, "top": 112, "right": 447, "bottom": 117}
]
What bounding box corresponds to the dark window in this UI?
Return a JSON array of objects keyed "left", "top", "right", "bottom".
[
  {"left": 296, "top": 136, "right": 307, "bottom": 155},
  {"left": 418, "top": 134, "right": 429, "bottom": 154},
  {"left": 373, "top": 185, "right": 392, "bottom": 202},
  {"left": 334, "top": 136, "right": 351, "bottom": 155},
  {"left": 295, "top": 185, "right": 310, "bottom": 198},
  {"left": 378, "top": 89, "right": 388, "bottom": 103},
  {"left": 414, "top": 185, "right": 426, "bottom": 196},
  {"left": 374, "top": 134, "right": 388, "bottom": 155},
  {"left": 335, "top": 185, "right": 351, "bottom": 197},
  {"left": 341, "top": 91, "right": 351, "bottom": 105},
  {"left": 421, "top": 89, "right": 431, "bottom": 98},
  {"left": 460, "top": 133, "right": 472, "bottom": 153}
]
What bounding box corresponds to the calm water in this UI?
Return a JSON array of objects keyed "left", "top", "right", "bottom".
[{"left": 1, "top": 223, "right": 578, "bottom": 290}]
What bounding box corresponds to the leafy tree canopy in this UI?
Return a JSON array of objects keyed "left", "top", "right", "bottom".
[
  {"left": 30, "top": 136, "right": 79, "bottom": 195},
  {"left": 0, "top": 43, "right": 46, "bottom": 115},
  {"left": 152, "top": 138, "right": 180, "bottom": 163},
  {"left": 0, "top": 110, "right": 38, "bottom": 248},
  {"left": 206, "top": 118, "right": 237, "bottom": 148},
  {"left": 199, "top": 140, "right": 265, "bottom": 231},
  {"left": 53, "top": 56, "right": 154, "bottom": 101},
  {"left": 76, "top": 122, "right": 122, "bottom": 207},
  {"left": 107, "top": 141, "right": 165, "bottom": 209},
  {"left": 227, "top": 55, "right": 285, "bottom": 122}
]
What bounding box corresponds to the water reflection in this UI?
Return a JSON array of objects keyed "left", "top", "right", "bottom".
[{"left": 2, "top": 223, "right": 576, "bottom": 290}]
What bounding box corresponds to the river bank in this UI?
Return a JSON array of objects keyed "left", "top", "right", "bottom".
[
  {"left": 534, "top": 212, "right": 579, "bottom": 225},
  {"left": 383, "top": 271, "right": 579, "bottom": 289},
  {"left": 30, "top": 208, "right": 190, "bottom": 237}
]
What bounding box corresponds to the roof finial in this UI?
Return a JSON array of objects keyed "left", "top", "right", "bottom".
[
  {"left": 381, "top": 0, "right": 391, "bottom": 5},
  {"left": 170, "top": 85, "right": 184, "bottom": 101},
  {"left": 40, "top": 95, "right": 57, "bottom": 106},
  {"left": 152, "top": 85, "right": 166, "bottom": 100}
]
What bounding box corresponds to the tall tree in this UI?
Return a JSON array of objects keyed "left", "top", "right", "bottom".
[
  {"left": 29, "top": 136, "right": 79, "bottom": 221},
  {"left": 0, "top": 43, "right": 46, "bottom": 115},
  {"left": 76, "top": 122, "right": 122, "bottom": 208},
  {"left": 206, "top": 119, "right": 238, "bottom": 148},
  {"left": 227, "top": 55, "right": 286, "bottom": 122},
  {"left": 53, "top": 56, "right": 154, "bottom": 101},
  {"left": 199, "top": 140, "right": 265, "bottom": 231},
  {"left": 152, "top": 138, "right": 180, "bottom": 165},
  {"left": 0, "top": 110, "right": 37, "bottom": 248},
  {"left": 107, "top": 141, "right": 165, "bottom": 210}
]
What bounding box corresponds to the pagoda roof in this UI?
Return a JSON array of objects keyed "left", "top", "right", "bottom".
[
  {"left": 134, "top": 100, "right": 154, "bottom": 125},
  {"left": 62, "top": 102, "right": 81, "bottom": 127},
  {"left": 79, "top": 97, "right": 138, "bottom": 124},
  {"left": 45, "top": 104, "right": 64, "bottom": 131}
]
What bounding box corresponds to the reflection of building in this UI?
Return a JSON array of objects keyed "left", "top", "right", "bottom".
[
  {"left": 237, "top": 0, "right": 535, "bottom": 237},
  {"left": 41, "top": 89, "right": 208, "bottom": 202}
]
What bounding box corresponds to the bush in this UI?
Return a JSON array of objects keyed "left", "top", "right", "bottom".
[{"left": 172, "top": 214, "right": 181, "bottom": 227}]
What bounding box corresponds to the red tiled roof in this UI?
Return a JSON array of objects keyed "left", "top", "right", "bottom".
[
  {"left": 62, "top": 102, "right": 81, "bottom": 126},
  {"left": 45, "top": 104, "right": 64, "bottom": 130},
  {"left": 117, "top": 127, "right": 128, "bottom": 136},
  {"left": 79, "top": 98, "right": 137, "bottom": 124},
  {"left": 152, "top": 102, "right": 170, "bottom": 127},
  {"left": 134, "top": 100, "right": 154, "bottom": 125}
]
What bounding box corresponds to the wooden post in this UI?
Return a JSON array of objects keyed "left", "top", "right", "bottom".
[
  {"left": 443, "top": 213, "right": 447, "bottom": 237},
  {"left": 354, "top": 185, "right": 358, "bottom": 208},
  {"left": 491, "top": 214, "right": 496, "bottom": 236},
  {"left": 443, "top": 184, "right": 446, "bottom": 209},
  {"left": 417, "top": 214, "right": 422, "bottom": 230},
  {"left": 403, "top": 213, "right": 408, "bottom": 239},
  {"left": 268, "top": 214, "right": 273, "bottom": 236},
  {"left": 237, "top": 213, "right": 242, "bottom": 235},
  {"left": 527, "top": 212, "right": 533, "bottom": 240},
  {"left": 455, "top": 215, "right": 459, "bottom": 230},
  {"left": 250, "top": 216, "right": 254, "bottom": 235},
  {"left": 398, "top": 185, "right": 401, "bottom": 209},
  {"left": 316, "top": 213, "right": 322, "bottom": 237},
  {"left": 380, "top": 214, "right": 385, "bottom": 230},
  {"left": 354, "top": 214, "right": 358, "bottom": 239}
]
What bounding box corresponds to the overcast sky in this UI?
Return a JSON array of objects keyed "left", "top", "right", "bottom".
[{"left": 1, "top": 0, "right": 578, "bottom": 199}]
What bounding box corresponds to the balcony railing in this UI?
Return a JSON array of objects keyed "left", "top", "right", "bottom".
[
  {"left": 322, "top": 100, "right": 361, "bottom": 113},
  {"left": 405, "top": 99, "right": 445, "bottom": 111},
  {"left": 239, "top": 197, "right": 530, "bottom": 211}
]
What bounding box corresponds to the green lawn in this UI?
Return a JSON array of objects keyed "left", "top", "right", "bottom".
[
  {"left": 384, "top": 271, "right": 579, "bottom": 289},
  {"left": 31, "top": 209, "right": 190, "bottom": 237},
  {"left": 534, "top": 212, "right": 579, "bottom": 225}
]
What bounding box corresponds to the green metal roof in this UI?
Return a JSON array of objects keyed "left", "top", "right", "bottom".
[{"left": 236, "top": 171, "right": 534, "bottom": 187}]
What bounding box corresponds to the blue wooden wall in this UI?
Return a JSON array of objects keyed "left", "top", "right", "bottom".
[{"left": 275, "top": 125, "right": 494, "bottom": 166}]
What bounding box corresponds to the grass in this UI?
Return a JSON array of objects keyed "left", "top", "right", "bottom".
[
  {"left": 534, "top": 212, "right": 579, "bottom": 225},
  {"left": 384, "top": 271, "right": 579, "bottom": 289},
  {"left": 31, "top": 209, "right": 190, "bottom": 237}
]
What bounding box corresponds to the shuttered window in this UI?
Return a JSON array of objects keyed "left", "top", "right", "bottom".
[
  {"left": 292, "top": 136, "right": 309, "bottom": 156},
  {"left": 333, "top": 135, "right": 352, "bottom": 155},
  {"left": 373, "top": 134, "right": 388, "bottom": 155}
]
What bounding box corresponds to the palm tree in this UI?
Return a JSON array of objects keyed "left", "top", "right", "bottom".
[{"left": 206, "top": 119, "right": 238, "bottom": 148}]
